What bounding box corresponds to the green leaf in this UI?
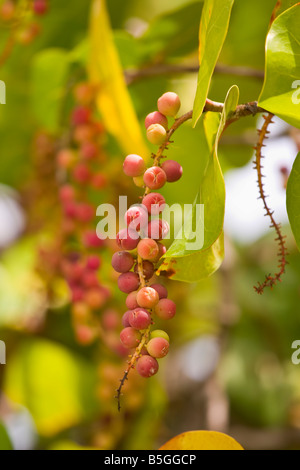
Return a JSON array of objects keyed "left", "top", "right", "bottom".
[
  {"left": 0, "top": 422, "right": 13, "bottom": 450},
  {"left": 258, "top": 4, "right": 300, "bottom": 128},
  {"left": 158, "top": 86, "right": 239, "bottom": 282},
  {"left": 31, "top": 49, "right": 70, "bottom": 133},
  {"left": 192, "top": 0, "right": 234, "bottom": 127},
  {"left": 3, "top": 339, "right": 99, "bottom": 437},
  {"left": 287, "top": 152, "right": 300, "bottom": 251}
]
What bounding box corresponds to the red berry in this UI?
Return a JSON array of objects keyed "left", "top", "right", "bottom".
[
  {"left": 125, "top": 291, "right": 139, "bottom": 310},
  {"left": 120, "top": 327, "right": 141, "bottom": 349},
  {"left": 72, "top": 106, "right": 91, "bottom": 126},
  {"left": 80, "top": 141, "right": 98, "bottom": 160},
  {"left": 83, "top": 230, "right": 105, "bottom": 248},
  {"left": 122, "top": 311, "right": 131, "bottom": 328},
  {"left": 136, "top": 287, "right": 159, "bottom": 309},
  {"left": 154, "top": 298, "right": 176, "bottom": 320},
  {"left": 145, "top": 112, "right": 168, "bottom": 130},
  {"left": 59, "top": 185, "right": 75, "bottom": 203},
  {"left": 146, "top": 219, "right": 169, "bottom": 240},
  {"left": 76, "top": 203, "right": 94, "bottom": 223},
  {"left": 147, "top": 337, "right": 169, "bottom": 358},
  {"left": 33, "top": 0, "right": 48, "bottom": 15},
  {"left": 134, "top": 260, "right": 155, "bottom": 280},
  {"left": 72, "top": 163, "right": 91, "bottom": 184},
  {"left": 150, "top": 283, "right": 168, "bottom": 299},
  {"left": 57, "top": 149, "right": 75, "bottom": 169},
  {"left": 142, "top": 193, "right": 166, "bottom": 215},
  {"left": 86, "top": 255, "right": 101, "bottom": 271},
  {"left": 91, "top": 173, "right": 107, "bottom": 189},
  {"left": 125, "top": 206, "right": 148, "bottom": 231},
  {"left": 123, "top": 154, "right": 146, "bottom": 177},
  {"left": 116, "top": 228, "right": 140, "bottom": 251},
  {"left": 136, "top": 355, "right": 159, "bottom": 378},
  {"left": 143, "top": 166, "right": 167, "bottom": 190},
  {"left": 129, "top": 308, "right": 151, "bottom": 329},
  {"left": 161, "top": 160, "right": 183, "bottom": 182},
  {"left": 83, "top": 271, "right": 99, "bottom": 288},
  {"left": 111, "top": 251, "right": 134, "bottom": 273},
  {"left": 118, "top": 272, "right": 140, "bottom": 293}
]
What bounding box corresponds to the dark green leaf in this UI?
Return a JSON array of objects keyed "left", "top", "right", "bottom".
[{"left": 287, "top": 152, "right": 300, "bottom": 251}]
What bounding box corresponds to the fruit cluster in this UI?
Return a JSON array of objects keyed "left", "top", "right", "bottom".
[
  {"left": 57, "top": 82, "right": 111, "bottom": 345},
  {"left": 0, "top": 0, "right": 48, "bottom": 45},
  {"left": 113, "top": 92, "right": 183, "bottom": 382}
]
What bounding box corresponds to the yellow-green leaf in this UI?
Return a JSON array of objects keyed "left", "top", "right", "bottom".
[
  {"left": 160, "top": 430, "right": 244, "bottom": 450},
  {"left": 88, "top": 0, "right": 148, "bottom": 158}
]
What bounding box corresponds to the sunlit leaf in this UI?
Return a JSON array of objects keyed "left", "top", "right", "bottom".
[
  {"left": 258, "top": 4, "right": 300, "bottom": 128},
  {"left": 0, "top": 422, "right": 13, "bottom": 450},
  {"left": 89, "top": 0, "right": 148, "bottom": 158},
  {"left": 286, "top": 152, "right": 300, "bottom": 251},
  {"left": 192, "top": 0, "right": 234, "bottom": 127},
  {"left": 4, "top": 339, "right": 99, "bottom": 437},
  {"left": 159, "top": 430, "right": 244, "bottom": 450}
]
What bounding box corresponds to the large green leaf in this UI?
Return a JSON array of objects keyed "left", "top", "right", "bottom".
[
  {"left": 31, "top": 49, "right": 70, "bottom": 133},
  {"left": 158, "top": 86, "right": 239, "bottom": 282},
  {"left": 192, "top": 0, "right": 234, "bottom": 127},
  {"left": 0, "top": 422, "right": 13, "bottom": 450},
  {"left": 286, "top": 152, "right": 300, "bottom": 251},
  {"left": 258, "top": 4, "right": 300, "bottom": 128}
]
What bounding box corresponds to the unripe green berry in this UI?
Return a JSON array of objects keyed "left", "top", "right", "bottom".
[
  {"left": 146, "top": 124, "right": 167, "bottom": 146},
  {"left": 150, "top": 329, "right": 170, "bottom": 342}
]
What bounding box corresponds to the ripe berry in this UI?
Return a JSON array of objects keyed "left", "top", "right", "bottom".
[
  {"left": 157, "top": 92, "right": 181, "bottom": 117},
  {"left": 117, "top": 272, "right": 140, "bottom": 293},
  {"left": 129, "top": 308, "right": 151, "bottom": 330},
  {"left": 86, "top": 255, "right": 101, "bottom": 271},
  {"left": 102, "top": 309, "right": 119, "bottom": 330},
  {"left": 125, "top": 291, "right": 139, "bottom": 310},
  {"left": 146, "top": 124, "right": 167, "bottom": 146},
  {"left": 57, "top": 149, "right": 75, "bottom": 169},
  {"left": 154, "top": 298, "right": 176, "bottom": 320},
  {"left": 83, "top": 271, "right": 99, "bottom": 288},
  {"left": 59, "top": 185, "right": 75, "bottom": 203},
  {"left": 143, "top": 166, "right": 167, "bottom": 190},
  {"left": 150, "top": 329, "right": 170, "bottom": 342},
  {"left": 76, "top": 203, "right": 95, "bottom": 223},
  {"left": 123, "top": 154, "right": 146, "bottom": 177},
  {"left": 116, "top": 228, "right": 140, "bottom": 251},
  {"left": 74, "top": 82, "right": 95, "bottom": 105},
  {"left": 120, "top": 327, "right": 141, "bottom": 349},
  {"left": 147, "top": 337, "right": 169, "bottom": 358},
  {"left": 83, "top": 230, "right": 105, "bottom": 248},
  {"left": 91, "top": 173, "right": 107, "bottom": 189},
  {"left": 134, "top": 260, "right": 155, "bottom": 280},
  {"left": 72, "top": 106, "right": 91, "bottom": 126},
  {"left": 137, "top": 238, "right": 159, "bottom": 261},
  {"left": 150, "top": 283, "right": 168, "bottom": 299},
  {"left": 145, "top": 112, "right": 168, "bottom": 130},
  {"left": 112, "top": 251, "right": 134, "bottom": 273},
  {"left": 72, "top": 163, "right": 91, "bottom": 184},
  {"left": 33, "top": 0, "right": 48, "bottom": 15},
  {"left": 125, "top": 206, "right": 148, "bottom": 231},
  {"left": 80, "top": 141, "right": 98, "bottom": 160},
  {"left": 142, "top": 193, "right": 166, "bottom": 215},
  {"left": 136, "top": 355, "right": 159, "bottom": 378},
  {"left": 122, "top": 311, "right": 131, "bottom": 327},
  {"left": 136, "top": 287, "right": 159, "bottom": 309},
  {"left": 161, "top": 160, "right": 183, "bottom": 182},
  {"left": 146, "top": 219, "right": 169, "bottom": 240},
  {"left": 85, "top": 288, "right": 106, "bottom": 309},
  {"left": 0, "top": 1, "right": 15, "bottom": 21},
  {"left": 153, "top": 242, "right": 167, "bottom": 262}
]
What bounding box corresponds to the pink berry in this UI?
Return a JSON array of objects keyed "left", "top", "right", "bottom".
[
  {"left": 72, "top": 106, "right": 91, "bottom": 126},
  {"left": 146, "top": 219, "right": 169, "bottom": 240},
  {"left": 116, "top": 228, "right": 140, "bottom": 251},
  {"left": 76, "top": 203, "right": 95, "bottom": 223},
  {"left": 136, "top": 287, "right": 159, "bottom": 309},
  {"left": 33, "top": 0, "right": 48, "bottom": 15},
  {"left": 59, "top": 185, "right": 75, "bottom": 203},
  {"left": 83, "top": 271, "right": 99, "bottom": 288},
  {"left": 161, "top": 160, "right": 183, "bottom": 182},
  {"left": 129, "top": 308, "right": 151, "bottom": 330},
  {"left": 147, "top": 337, "right": 169, "bottom": 358},
  {"left": 102, "top": 309, "right": 119, "bottom": 330},
  {"left": 125, "top": 206, "right": 148, "bottom": 231},
  {"left": 111, "top": 251, "right": 134, "bottom": 273},
  {"left": 72, "top": 163, "right": 91, "bottom": 184},
  {"left": 136, "top": 355, "right": 159, "bottom": 378},
  {"left": 80, "top": 141, "right": 98, "bottom": 160},
  {"left": 146, "top": 124, "right": 167, "bottom": 146},
  {"left": 157, "top": 92, "right": 181, "bottom": 117},
  {"left": 91, "top": 173, "right": 107, "bottom": 189},
  {"left": 137, "top": 238, "right": 159, "bottom": 261},
  {"left": 154, "top": 298, "right": 176, "bottom": 320},
  {"left": 143, "top": 166, "right": 167, "bottom": 190},
  {"left": 122, "top": 310, "right": 132, "bottom": 327},
  {"left": 120, "top": 327, "right": 141, "bottom": 349},
  {"left": 57, "top": 149, "right": 75, "bottom": 169},
  {"left": 145, "top": 111, "right": 168, "bottom": 130},
  {"left": 123, "top": 154, "right": 146, "bottom": 177},
  {"left": 125, "top": 291, "right": 139, "bottom": 310},
  {"left": 83, "top": 230, "right": 105, "bottom": 248},
  {"left": 153, "top": 242, "right": 167, "bottom": 262},
  {"left": 142, "top": 193, "right": 166, "bottom": 215},
  {"left": 86, "top": 255, "right": 101, "bottom": 271},
  {"left": 150, "top": 283, "right": 168, "bottom": 299},
  {"left": 118, "top": 272, "right": 140, "bottom": 293}
]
